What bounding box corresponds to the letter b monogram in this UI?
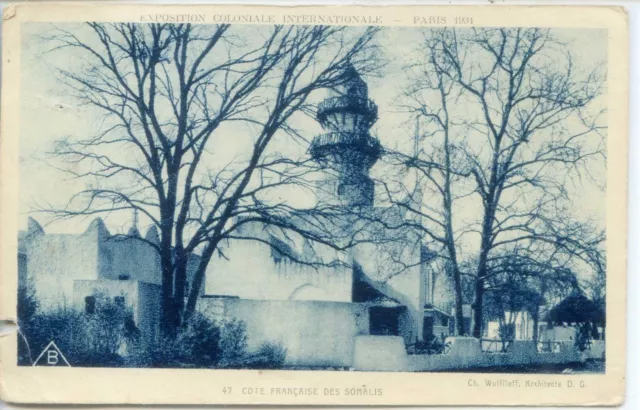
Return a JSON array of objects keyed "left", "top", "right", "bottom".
[{"left": 47, "top": 350, "right": 59, "bottom": 365}]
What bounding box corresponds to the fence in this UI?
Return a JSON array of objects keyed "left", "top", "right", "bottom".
[
  {"left": 352, "top": 336, "right": 598, "bottom": 372},
  {"left": 537, "top": 340, "right": 562, "bottom": 353},
  {"left": 481, "top": 338, "right": 511, "bottom": 353}
]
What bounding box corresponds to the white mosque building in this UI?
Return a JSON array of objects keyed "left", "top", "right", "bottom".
[{"left": 19, "top": 66, "right": 459, "bottom": 367}]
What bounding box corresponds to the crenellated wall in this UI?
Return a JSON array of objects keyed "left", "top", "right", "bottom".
[
  {"left": 98, "top": 236, "right": 161, "bottom": 285},
  {"left": 21, "top": 217, "right": 165, "bottom": 315},
  {"left": 24, "top": 219, "right": 102, "bottom": 309}
]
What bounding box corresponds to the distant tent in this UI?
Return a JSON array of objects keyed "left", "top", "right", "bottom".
[{"left": 546, "top": 292, "right": 605, "bottom": 326}]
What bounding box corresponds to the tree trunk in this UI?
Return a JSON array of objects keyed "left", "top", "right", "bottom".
[
  {"left": 532, "top": 308, "right": 540, "bottom": 343},
  {"left": 473, "top": 201, "right": 495, "bottom": 339},
  {"left": 591, "top": 322, "right": 600, "bottom": 340},
  {"left": 183, "top": 241, "right": 218, "bottom": 322},
  {"left": 498, "top": 316, "right": 506, "bottom": 352},
  {"left": 183, "top": 264, "right": 206, "bottom": 323},
  {"left": 160, "top": 250, "right": 176, "bottom": 337},
  {"left": 453, "top": 267, "right": 465, "bottom": 335},
  {"left": 159, "top": 214, "right": 176, "bottom": 336},
  {"left": 173, "top": 251, "right": 188, "bottom": 327},
  {"left": 473, "top": 275, "right": 485, "bottom": 338}
]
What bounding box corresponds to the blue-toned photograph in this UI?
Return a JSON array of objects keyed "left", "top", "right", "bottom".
[{"left": 17, "top": 22, "right": 606, "bottom": 373}]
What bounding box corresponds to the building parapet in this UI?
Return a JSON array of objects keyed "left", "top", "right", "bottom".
[
  {"left": 316, "top": 95, "right": 378, "bottom": 125},
  {"left": 310, "top": 131, "right": 381, "bottom": 160}
]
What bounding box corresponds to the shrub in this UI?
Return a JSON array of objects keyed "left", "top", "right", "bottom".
[
  {"left": 19, "top": 293, "right": 139, "bottom": 367},
  {"left": 83, "top": 294, "right": 140, "bottom": 358},
  {"left": 140, "top": 312, "right": 222, "bottom": 368},
  {"left": 17, "top": 285, "right": 39, "bottom": 365},
  {"left": 135, "top": 315, "right": 253, "bottom": 369},
  {"left": 17, "top": 285, "right": 38, "bottom": 324},
  {"left": 19, "top": 306, "right": 85, "bottom": 365},
  {"left": 413, "top": 334, "right": 446, "bottom": 355},
  {"left": 19, "top": 289, "right": 253, "bottom": 369},
  {"left": 178, "top": 313, "right": 221, "bottom": 367},
  {"left": 249, "top": 342, "right": 287, "bottom": 369},
  {"left": 217, "top": 319, "right": 248, "bottom": 368}
]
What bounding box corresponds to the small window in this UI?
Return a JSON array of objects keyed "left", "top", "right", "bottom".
[
  {"left": 85, "top": 296, "right": 96, "bottom": 314},
  {"left": 118, "top": 274, "right": 130, "bottom": 280},
  {"left": 114, "top": 296, "right": 125, "bottom": 307},
  {"left": 441, "top": 316, "right": 449, "bottom": 327}
]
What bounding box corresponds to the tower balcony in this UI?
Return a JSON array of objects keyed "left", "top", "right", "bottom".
[
  {"left": 316, "top": 96, "right": 378, "bottom": 127},
  {"left": 309, "top": 132, "right": 382, "bottom": 164}
]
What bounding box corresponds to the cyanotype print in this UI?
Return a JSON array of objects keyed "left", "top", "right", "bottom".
[{"left": 17, "top": 23, "right": 607, "bottom": 373}]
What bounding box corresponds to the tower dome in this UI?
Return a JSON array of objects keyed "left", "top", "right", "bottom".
[
  {"left": 339, "top": 64, "right": 369, "bottom": 99},
  {"left": 310, "top": 65, "right": 381, "bottom": 208}
]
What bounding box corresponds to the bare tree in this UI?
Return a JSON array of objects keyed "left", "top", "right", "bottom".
[
  {"left": 391, "top": 28, "right": 606, "bottom": 337},
  {"left": 582, "top": 242, "right": 606, "bottom": 337},
  {"left": 484, "top": 251, "right": 580, "bottom": 344},
  {"left": 40, "top": 22, "right": 379, "bottom": 334},
  {"left": 484, "top": 262, "right": 545, "bottom": 349}
]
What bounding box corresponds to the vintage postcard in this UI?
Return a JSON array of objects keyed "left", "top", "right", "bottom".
[{"left": 0, "top": 3, "right": 628, "bottom": 406}]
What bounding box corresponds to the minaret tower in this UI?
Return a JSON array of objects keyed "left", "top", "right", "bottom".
[
  {"left": 128, "top": 208, "right": 141, "bottom": 237},
  {"left": 310, "top": 65, "right": 382, "bottom": 207}
]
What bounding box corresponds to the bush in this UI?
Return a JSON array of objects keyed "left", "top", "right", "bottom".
[
  {"left": 140, "top": 312, "right": 222, "bottom": 368},
  {"left": 248, "top": 342, "right": 287, "bottom": 369},
  {"left": 149, "top": 319, "right": 286, "bottom": 370},
  {"left": 217, "top": 319, "right": 248, "bottom": 368},
  {"left": 130, "top": 315, "right": 255, "bottom": 369},
  {"left": 17, "top": 285, "right": 38, "bottom": 324},
  {"left": 18, "top": 293, "right": 140, "bottom": 367},
  {"left": 20, "top": 305, "right": 127, "bottom": 367},
  {"left": 83, "top": 294, "right": 140, "bottom": 357},
  {"left": 407, "top": 334, "right": 446, "bottom": 355},
  {"left": 17, "top": 285, "right": 39, "bottom": 365},
  {"left": 19, "top": 289, "right": 256, "bottom": 369}
]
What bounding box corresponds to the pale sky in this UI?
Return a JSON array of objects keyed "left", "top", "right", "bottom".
[{"left": 19, "top": 24, "right": 607, "bottom": 245}]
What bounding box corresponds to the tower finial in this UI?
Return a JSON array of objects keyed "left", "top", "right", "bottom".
[{"left": 128, "top": 208, "right": 141, "bottom": 238}]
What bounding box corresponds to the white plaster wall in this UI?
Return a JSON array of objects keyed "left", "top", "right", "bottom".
[
  {"left": 486, "top": 311, "right": 536, "bottom": 340},
  {"left": 205, "top": 226, "right": 352, "bottom": 302},
  {"left": 431, "top": 270, "right": 455, "bottom": 312},
  {"left": 72, "top": 279, "right": 161, "bottom": 343},
  {"left": 99, "top": 238, "right": 161, "bottom": 285},
  {"left": 542, "top": 326, "right": 578, "bottom": 342},
  {"left": 405, "top": 338, "right": 584, "bottom": 372},
  {"left": 72, "top": 279, "right": 140, "bottom": 314},
  {"left": 486, "top": 321, "right": 500, "bottom": 339},
  {"left": 583, "top": 340, "right": 606, "bottom": 360},
  {"left": 352, "top": 240, "right": 422, "bottom": 306},
  {"left": 219, "top": 299, "right": 363, "bottom": 367},
  {"left": 26, "top": 231, "right": 101, "bottom": 310},
  {"left": 353, "top": 336, "right": 408, "bottom": 371},
  {"left": 137, "top": 281, "right": 162, "bottom": 343},
  {"left": 351, "top": 241, "right": 424, "bottom": 341},
  {"left": 196, "top": 297, "right": 227, "bottom": 321}
]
